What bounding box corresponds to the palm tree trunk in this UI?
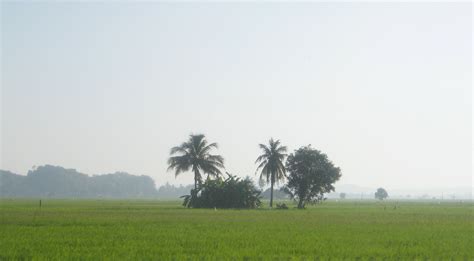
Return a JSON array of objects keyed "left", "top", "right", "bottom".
[
  {"left": 193, "top": 168, "right": 200, "bottom": 191},
  {"left": 270, "top": 177, "right": 274, "bottom": 208}
]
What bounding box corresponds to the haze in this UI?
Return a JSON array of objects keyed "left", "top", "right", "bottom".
[{"left": 1, "top": 2, "right": 471, "bottom": 191}]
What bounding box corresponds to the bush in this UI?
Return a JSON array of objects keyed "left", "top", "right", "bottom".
[{"left": 181, "top": 174, "right": 262, "bottom": 209}]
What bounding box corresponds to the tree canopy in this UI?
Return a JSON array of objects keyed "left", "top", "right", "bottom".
[
  {"left": 168, "top": 134, "right": 225, "bottom": 190},
  {"left": 284, "top": 146, "right": 341, "bottom": 208}
]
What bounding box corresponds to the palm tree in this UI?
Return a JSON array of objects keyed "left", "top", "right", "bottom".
[
  {"left": 255, "top": 138, "right": 287, "bottom": 208},
  {"left": 167, "top": 134, "right": 225, "bottom": 190}
]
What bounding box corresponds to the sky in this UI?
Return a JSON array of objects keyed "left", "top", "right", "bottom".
[{"left": 1, "top": 2, "right": 472, "bottom": 190}]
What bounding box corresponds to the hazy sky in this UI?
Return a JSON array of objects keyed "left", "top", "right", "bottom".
[{"left": 1, "top": 2, "right": 471, "bottom": 190}]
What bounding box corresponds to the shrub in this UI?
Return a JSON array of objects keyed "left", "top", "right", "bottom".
[{"left": 182, "top": 174, "right": 262, "bottom": 209}]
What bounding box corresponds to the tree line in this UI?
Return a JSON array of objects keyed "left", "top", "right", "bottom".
[
  {"left": 0, "top": 165, "right": 157, "bottom": 198},
  {"left": 168, "top": 134, "right": 342, "bottom": 209}
]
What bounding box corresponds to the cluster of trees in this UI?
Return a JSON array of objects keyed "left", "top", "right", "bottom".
[
  {"left": 168, "top": 134, "right": 342, "bottom": 209},
  {"left": 0, "top": 165, "right": 157, "bottom": 198},
  {"left": 182, "top": 174, "right": 261, "bottom": 208}
]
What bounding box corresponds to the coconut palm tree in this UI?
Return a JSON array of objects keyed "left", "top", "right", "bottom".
[
  {"left": 255, "top": 138, "right": 287, "bottom": 208},
  {"left": 167, "top": 134, "right": 224, "bottom": 190}
]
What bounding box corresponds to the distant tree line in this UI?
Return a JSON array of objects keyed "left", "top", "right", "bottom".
[
  {"left": 0, "top": 165, "right": 292, "bottom": 200},
  {"left": 0, "top": 165, "right": 157, "bottom": 198}
]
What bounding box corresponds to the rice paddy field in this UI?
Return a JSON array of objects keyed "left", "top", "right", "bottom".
[{"left": 0, "top": 199, "right": 472, "bottom": 260}]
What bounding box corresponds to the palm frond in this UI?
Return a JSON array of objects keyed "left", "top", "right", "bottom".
[
  {"left": 255, "top": 159, "right": 268, "bottom": 174},
  {"left": 260, "top": 164, "right": 270, "bottom": 183},
  {"left": 258, "top": 144, "right": 271, "bottom": 155},
  {"left": 170, "top": 145, "right": 189, "bottom": 155},
  {"left": 200, "top": 142, "right": 219, "bottom": 156},
  {"left": 270, "top": 138, "right": 280, "bottom": 148},
  {"left": 276, "top": 145, "right": 288, "bottom": 153},
  {"left": 254, "top": 154, "right": 268, "bottom": 164},
  {"left": 205, "top": 154, "right": 224, "bottom": 166},
  {"left": 167, "top": 155, "right": 192, "bottom": 177}
]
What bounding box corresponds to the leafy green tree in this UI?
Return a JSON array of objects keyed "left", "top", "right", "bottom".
[
  {"left": 167, "top": 134, "right": 224, "bottom": 190},
  {"left": 375, "top": 187, "right": 388, "bottom": 200},
  {"left": 285, "top": 146, "right": 341, "bottom": 209},
  {"left": 255, "top": 138, "right": 287, "bottom": 208}
]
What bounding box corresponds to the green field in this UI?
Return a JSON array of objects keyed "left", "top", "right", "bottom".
[{"left": 1, "top": 199, "right": 472, "bottom": 260}]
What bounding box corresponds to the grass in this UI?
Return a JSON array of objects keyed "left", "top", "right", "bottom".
[{"left": 1, "top": 199, "right": 472, "bottom": 260}]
